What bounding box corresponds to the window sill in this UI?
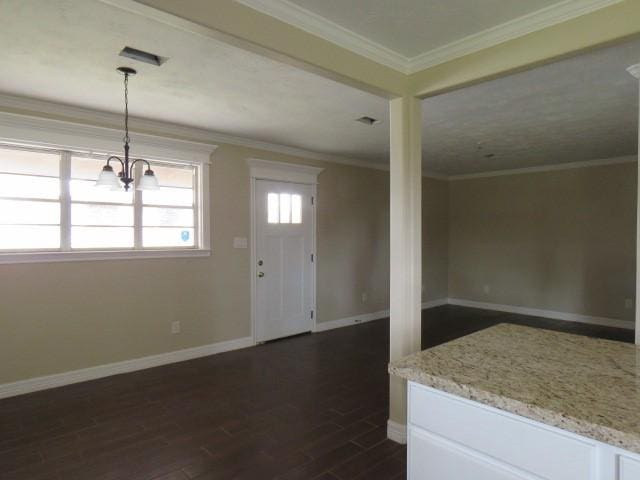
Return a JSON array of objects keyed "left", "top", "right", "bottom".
[{"left": 0, "top": 249, "right": 211, "bottom": 265}]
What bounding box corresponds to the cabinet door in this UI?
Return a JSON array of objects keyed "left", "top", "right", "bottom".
[
  {"left": 618, "top": 454, "right": 640, "bottom": 480},
  {"left": 409, "top": 427, "right": 533, "bottom": 480}
]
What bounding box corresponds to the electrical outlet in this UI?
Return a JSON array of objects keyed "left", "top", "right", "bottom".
[
  {"left": 483, "top": 285, "right": 491, "bottom": 294},
  {"left": 625, "top": 298, "right": 634, "bottom": 310},
  {"left": 171, "top": 321, "right": 181, "bottom": 334},
  {"left": 361, "top": 292, "right": 368, "bottom": 303}
]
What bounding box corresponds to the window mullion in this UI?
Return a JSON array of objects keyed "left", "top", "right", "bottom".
[
  {"left": 60, "top": 151, "right": 71, "bottom": 251},
  {"left": 134, "top": 161, "right": 143, "bottom": 249}
]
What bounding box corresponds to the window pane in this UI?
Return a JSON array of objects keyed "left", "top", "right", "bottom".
[
  {"left": 143, "top": 207, "right": 193, "bottom": 227},
  {"left": 0, "top": 147, "right": 60, "bottom": 176},
  {"left": 279, "top": 193, "right": 291, "bottom": 224},
  {"left": 0, "top": 225, "right": 60, "bottom": 249},
  {"left": 71, "top": 156, "right": 112, "bottom": 180},
  {"left": 149, "top": 164, "right": 193, "bottom": 188},
  {"left": 0, "top": 199, "right": 59, "bottom": 225},
  {"left": 70, "top": 179, "right": 133, "bottom": 204},
  {"left": 72, "top": 204, "right": 133, "bottom": 226},
  {"left": 0, "top": 174, "right": 59, "bottom": 199},
  {"left": 143, "top": 227, "right": 194, "bottom": 247},
  {"left": 143, "top": 187, "right": 193, "bottom": 206},
  {"left": 268, "top": 193, "right": 279, "bottom": 224},
  {"left": 291, "top": 195, "right": 301, "bottom": 224},
  {"left": 71, "top": 227, "right": 134, "bottom": 249}
]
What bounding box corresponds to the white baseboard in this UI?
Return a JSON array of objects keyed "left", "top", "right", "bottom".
[
  {"left": 0, "top": 336, "right": 254, "bottom": 400},
  {"left": 387, "top": 419, "right": 407, "bottom": 444},
  {"left": 447, "top": 298, "right": 634, "bottom": 330},
  {"left": 422, "top": 298, "right": 448, "bottom": 309},
  {"left": 314, "top": 298, "right": 449, "bottom": 333},
  {"left": 314, "top": 309, "right": 390, "bottom": 332}
]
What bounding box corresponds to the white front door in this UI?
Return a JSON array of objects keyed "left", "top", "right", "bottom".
[{"left": 254, "top": 179, "right": 315, "bottom": 342}]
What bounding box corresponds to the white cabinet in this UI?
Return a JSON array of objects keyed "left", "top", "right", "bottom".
[
  {"left": 409, "top": 427, "right": 531, "bottom": 480},
  {"left": 407, "top": 382, "right": 640, "bottom": 480},
  {"left": 618, "top": 453, "right": 640, "bottom": 479}
]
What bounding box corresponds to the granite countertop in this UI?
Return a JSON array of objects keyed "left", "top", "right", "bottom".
[{"left": 389, "top": 323, "right": 640, "bottom": 454}]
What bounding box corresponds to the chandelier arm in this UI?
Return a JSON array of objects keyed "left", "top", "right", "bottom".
[
  {"left": 128, "top": 158, "right": 152, "bottom": 178},
  {"left": 106, "top": 155, "right": 125, "bottom": 173}
]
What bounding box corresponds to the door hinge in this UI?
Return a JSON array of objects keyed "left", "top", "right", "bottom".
[
  {"left": 311, "top": 196, "right": 315, "bottom": 205},
  {"left": 311, "top": 310, "right": 314, "bottom": 319},
  {"left": 311, "top": 253, "right": 314, "bottom": 263}
]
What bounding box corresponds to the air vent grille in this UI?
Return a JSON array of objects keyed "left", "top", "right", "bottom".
[
  {"left": 119, "top": 47, "right": 167, "bottom": 66},
  {"left": 356, "top": 116, "right": 380, "bottom": 126}
]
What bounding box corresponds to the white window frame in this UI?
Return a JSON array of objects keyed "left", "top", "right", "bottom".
[{"left": 0, "top": 112, "right": 215, "bottom": 264}]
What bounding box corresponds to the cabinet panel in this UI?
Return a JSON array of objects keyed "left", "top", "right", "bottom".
[
  {"left": 409, "top": 427, "right": 533, "bottom": 480},
  {"left": 409, "top": 383, "right": 596, "bottom": 480},
  {"left": 618, "top": 454, "right": 640, "bottom": 479}
]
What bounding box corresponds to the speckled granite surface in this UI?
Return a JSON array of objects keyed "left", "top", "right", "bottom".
[{"left": 389, "top": 323, "right": 640, "bottom": 454}]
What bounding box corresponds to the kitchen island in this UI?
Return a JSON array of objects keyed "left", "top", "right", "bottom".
[{"left": 389, "top": 323, "right": 640, "bottom": 480}]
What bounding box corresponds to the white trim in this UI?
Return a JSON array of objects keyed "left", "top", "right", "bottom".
[
  {"left": 312, "top": 298, "right": 448, "bottom": 333},
  {"left": 0, "top": 110, "right": 215, "bottom": 166},
  {"left": 0, "top": 336, "right": 253, "bottom": 399},
  {"left": 235, "top": 0, "right": 410, "bottom": 73},
  {"left": 407, "top": 0, "right": 623, "bottom": 72},
  {"left": 0, "top": 249, "right": 211, "bottom": 265},
  {"left": 0, "top": 93, "right": 389, "bottom": 173},
  {"left": 387, "top": 419, "right": 407, "bottom": 444},
  {"left": 235, "top": 0, "right": 621, "bottom": 74},
  {"left": 448, "top": 155, "right": 637, "bottom": 181},
  {"left": 246, "top": 158, "right": 324, "bottom": 184},
  {"left": 314, "top": 309, "right": 390, "bottom": 332},
  {"left": 628, "top": 64, "right": 640, "bottom": 80},
  {"left": 447, "top": 298, "right": 634, "bottom": 330},
  {"left": 422, "top": 298, "right": 448, "bottom": 309}
]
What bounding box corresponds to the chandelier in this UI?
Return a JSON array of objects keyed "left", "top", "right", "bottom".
[{"left": 96, "top": 67, "right": 159, "bottom": 191}]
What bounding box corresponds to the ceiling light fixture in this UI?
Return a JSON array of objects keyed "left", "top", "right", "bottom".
[{"left": 96, "top": 67, "right": 160, "bottom": 192}]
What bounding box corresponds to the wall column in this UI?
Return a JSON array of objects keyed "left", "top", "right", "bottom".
[
  {"left": 628, "top": 64, "right": 640, "bottom": 345},
  {"left": 388, "top": 96, "right": 422, "bottom": 443}
]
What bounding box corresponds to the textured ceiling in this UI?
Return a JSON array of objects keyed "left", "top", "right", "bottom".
[
  {"left": 0, "top": 0, "right": 388, "bottom": 164},
  {"left": 0, "top": 0, "right": 638, "bottom": 176},
  {"left": 285, "top": 0, "right": 562, "bottom": 57},
  {"left": 423, "top": 39, "right": 640, "bottom": 175}
]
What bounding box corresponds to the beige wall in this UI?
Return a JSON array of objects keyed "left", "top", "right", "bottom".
[
  {"left": 422, "top": 177, "right": 449, "bottom": 302},
  {"left": 0, "top": 141, "right": 450, "bottom": 385},
  {"left": 448, "top": 162, "right": 637, "bottom": 322}
]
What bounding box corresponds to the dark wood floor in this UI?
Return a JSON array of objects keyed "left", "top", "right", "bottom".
[{"left": 0, "top": 306, "right": 633, "bottom": 480}]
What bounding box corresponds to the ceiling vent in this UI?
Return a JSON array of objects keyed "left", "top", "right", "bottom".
[
  {"left": 356, "top": 116, "right": 380, "bottom": 126},
  {"left": 119, "top": 46, "right": 167, "bottom": 66}
]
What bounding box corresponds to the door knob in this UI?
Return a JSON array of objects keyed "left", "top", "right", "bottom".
[{"left": 258, "top": 272, "right": 265, "bottom": 278}]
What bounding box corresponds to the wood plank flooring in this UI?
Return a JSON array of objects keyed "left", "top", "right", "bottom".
[{"left": 0, "top": 305, "right": 633, "bottom": 479}]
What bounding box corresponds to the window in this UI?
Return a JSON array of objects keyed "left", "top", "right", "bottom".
[
  {"left": 267, "top": 193, "right": 302, "bottom": 224},
  {"left": 0, "top": 144, "right": 207, "bottom": 261}
]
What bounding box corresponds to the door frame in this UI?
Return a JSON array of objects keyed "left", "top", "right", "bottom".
[{"left": 247, "top": 158, "right": 323, "bottom": 344}]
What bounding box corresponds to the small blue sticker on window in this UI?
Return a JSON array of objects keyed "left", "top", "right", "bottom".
[{"left": 181, "top": 230, "right": 190, "bottom": 242}]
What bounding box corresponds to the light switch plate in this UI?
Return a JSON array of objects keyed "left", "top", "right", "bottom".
[{"left": 233, "top": 237, "right": 248, "bottom": 249}]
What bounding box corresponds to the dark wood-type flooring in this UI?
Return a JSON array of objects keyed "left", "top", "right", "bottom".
[{"left": 0, "top": 305, "right": 633, "bottom": 480}]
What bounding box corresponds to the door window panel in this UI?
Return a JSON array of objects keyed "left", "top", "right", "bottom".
[{"left": 267, "top": 193, "right": 302, "bottom": 224}]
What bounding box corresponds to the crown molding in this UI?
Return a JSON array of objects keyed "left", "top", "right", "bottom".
[
  {"left": 628, "top": 64, "right": 640, "bottom": 79},
  {"left": 408, "top": 0, "right": 624, "bottom": 72},
  {"left": 235, "top": 0, "right": 622, "bottom": 75},
  {"left": 448, "top": 155, "right": 637, "bottom": 181},
  {"left": 0, "top": 93, "right": 389, "bottom": 172},
  {"left": 234, "top": 0, "right": 411, "bottom": 73}
]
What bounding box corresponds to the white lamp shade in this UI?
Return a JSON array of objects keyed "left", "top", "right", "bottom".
[
  {"left": 95, "top": 166, "right": 121, "bottom": 190},
  {"left": 137, "top": 170, "right": 160, "bottom": 191}
]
